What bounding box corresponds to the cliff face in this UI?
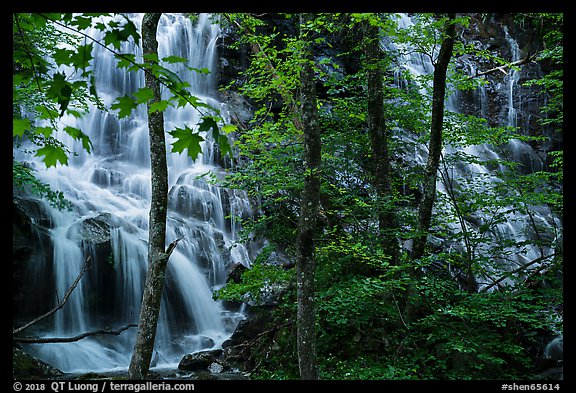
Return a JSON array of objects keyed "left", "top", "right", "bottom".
[{"left": 455, "top": 14, "right": 560, "bottom": 162}]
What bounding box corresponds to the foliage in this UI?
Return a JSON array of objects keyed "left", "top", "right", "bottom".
[
  {"left": 217, "top": 12, "right": 562, "bottom": 381},
  {"left": 13, "top": 161, "right": 72, "bottom": 210},
  {"left": 214, "top": 245, "right": 294, "bottom": 305}
]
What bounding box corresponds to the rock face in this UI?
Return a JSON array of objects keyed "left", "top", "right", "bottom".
[
  {"left": 453, "top": 13, "right": 560, "bottom": 162},
  {"left": 13, "top": 196, "right": 54, "bottom": 326},
  {"left": 13, "top": 208, "right": 133, "bottom": 328}
]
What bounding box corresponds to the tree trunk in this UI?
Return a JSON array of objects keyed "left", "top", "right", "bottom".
[
  {"left": 411, "top": 14, "right": 456, "bottom": 261},
  {"left": 363, "top": 18, "right": 399, "bottom": 264},
  {"left": 128, "top": 12, "right": 168, "bottom": 380},
  {"left": 295, "top": 13, "right": 320, "bottom": 381}
]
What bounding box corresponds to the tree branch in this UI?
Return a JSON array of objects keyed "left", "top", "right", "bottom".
[
  {"left": 165, "top": 235, "right": 185, "bottom": 258},
  {"left": 14, "top": 324, "right": 138, "bottom": 344},
  {"left": 479, "top": 252, "right": 561, "bottom": 293},
  {"left": 467, "top": 53, "right": 538, "bottom": 79},
  {"left": 13, "top": 256, "right": 92, "bottom": 336}
]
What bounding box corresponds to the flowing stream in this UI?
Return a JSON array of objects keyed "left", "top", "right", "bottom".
[{"left": 15, "top": 13, "right": 252, "bottom": 374}]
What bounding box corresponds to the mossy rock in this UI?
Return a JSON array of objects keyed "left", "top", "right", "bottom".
[{"left": 13, "top": 347, "right": 63, "bottom": 379}]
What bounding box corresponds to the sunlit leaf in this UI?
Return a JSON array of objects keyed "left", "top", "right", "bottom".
[
  {"left": 133, "top": 87, "right": 154, "bottom": 104},
  {"left": 162, "top": 55, "right": 187, "bottom": 64},
  {"left": 148, "top": 100, "right": 170, "bottom": 113}
]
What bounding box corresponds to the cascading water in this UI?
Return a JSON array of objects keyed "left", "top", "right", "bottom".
[
  {"left": 14, "top": 13, "right": 253, "bottom": 374},
  {"left": 503, "top": 25, "right": 521, "bottom": 128},
  {"left": 386, "top": 14, "right": 561, "bottom": 288}
]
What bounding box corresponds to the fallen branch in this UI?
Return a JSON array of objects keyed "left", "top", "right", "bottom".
[
  {"left": 14, "top": 324, "right": 138, "bottom": 343},
  {"left": 13, "top": 256, "right": 92, "bottom": 336},
  {"left": 467, "top": 53, "right": 538, "bottom": 79},
  {"left": 479, "top": 252, "right": 561, "bottom": 293}
]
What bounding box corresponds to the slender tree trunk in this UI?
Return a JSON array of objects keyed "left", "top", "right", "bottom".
[
  {"left": 411, "top": 14, "right": 456, "bottom": 261},
  {"left": 296, "top": 13, "right": 320, "bottom": 380},
  {"left": 128, "top": 12, "right": 168, "bottom": 380},
  {"left": 363, "top": 19, "right": 399, "bottom": 264}
]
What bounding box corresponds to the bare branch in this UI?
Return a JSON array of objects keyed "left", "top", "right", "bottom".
[
  {"left": 14, "top": 324, "right": 138, "bottom": 344},
  {"left": 165, "top": 235, "right": 185, "bottom": 258},
  {"left": 479, "top": 252, "right": 561, "bottom": 293},
  {"left": 467, "top": 53, "right": 538, "bottom": 80},
  {"left": 13, "top": 256, "right": 92, "bottom": 335}
]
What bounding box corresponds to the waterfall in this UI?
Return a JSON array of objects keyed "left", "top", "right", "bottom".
[
  {"left": 387, "top": 14, "right": 561, "bottom": 289},
  {"left": 503, "top": 25, "right": 521, "bottom": 128},
  {"left": 14, "top": 13, "right": 252, "bottom": 374}
]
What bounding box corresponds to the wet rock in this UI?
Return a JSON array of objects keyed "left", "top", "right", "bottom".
[{"left": 178, "top": 349, "right": 224, "bottom": 371}]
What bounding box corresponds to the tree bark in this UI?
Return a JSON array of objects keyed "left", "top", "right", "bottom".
[
  {"left": 295, "top": 13, "right": 320, "bottom": 380},
  {"left": 128, "top": 12, "right": 169, "bottom": 380},
  {"left": 363, "top": 18, "right": 399, "bottom": 264},
  {"left": 411, "top": 14, "right": 456, "bottom": 261}
]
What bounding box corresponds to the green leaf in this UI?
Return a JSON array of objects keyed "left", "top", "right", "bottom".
[
  {"left": 116, "top": 53, "right": 138, "bottom": 70},
  {"left": 168, "top": 126, "right": 204, "bottom": 160},
  {"left": 46, "top": 72, "right": 73, "bottom": 116},
  {"left": 198, "top": 116, "right": 219, "bottom": 133},
  {"left": 89, "top": 75, "right": 99, "bottom": 98},
  {"left": 103, "top": 19, "right": 140, "bottom": 49},
  {"left": 187, "top": 66, "right": 211, "bottom": 75},
  {"left": 13, "top": 118, "right": 31, "bottom": 137},
  {"left": 174, "top": 92, "right": 207, "bottom": 109},
  {"left": 70, "top": 15, "right": 93, "bottom": 30},
  {"left": 216, "top": 134, "right": 232, "bottom": 157},
  {"left": 52, "top": 48, "right": 76, "bottom": 67},
  {"left": 110, "top": 95, "right": 138, "bottom": 118},
  {"left": 64, "top": 126, "right": 93, "bottom": 153},
  {"left": 143, "top": 53, "right": 160, "bottom": 63},
  {"left": 133, "top": 87, "right": 155, "bottom": 104},
  {"left": 222, "top": 124, "right": 238, "bottom": 134},
  {"left": 36, "top": 126, "right": 54, "bottom": 138},
  {"left": 148, "top": 100, "right": 170, "bottom": 113},
  {"left": 35, "top": 145, "right": 69, "bottom": 167},
  {"left": 70, "top": 43, "right": 94, "bottom": 71},
  {"left": 155, "top": 66, "right": 184, "bottom": 87},
  {"left": 162, "top": 55, "right": 188, "bottom": 64}
]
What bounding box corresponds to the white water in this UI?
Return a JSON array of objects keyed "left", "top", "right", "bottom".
[
  {"left": 503, "top": 25, "right": 521, "bottom": 128},
  {"left": 15, "top": 13, "right": 252, "bottom": 373}
]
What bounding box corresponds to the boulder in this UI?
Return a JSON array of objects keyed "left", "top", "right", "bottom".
[
  {"left": 13, "top": 346, "right": 63, "bottom": 379},
  {"left": 178, "top": 349, "right": 223, "bottom": 371}
]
